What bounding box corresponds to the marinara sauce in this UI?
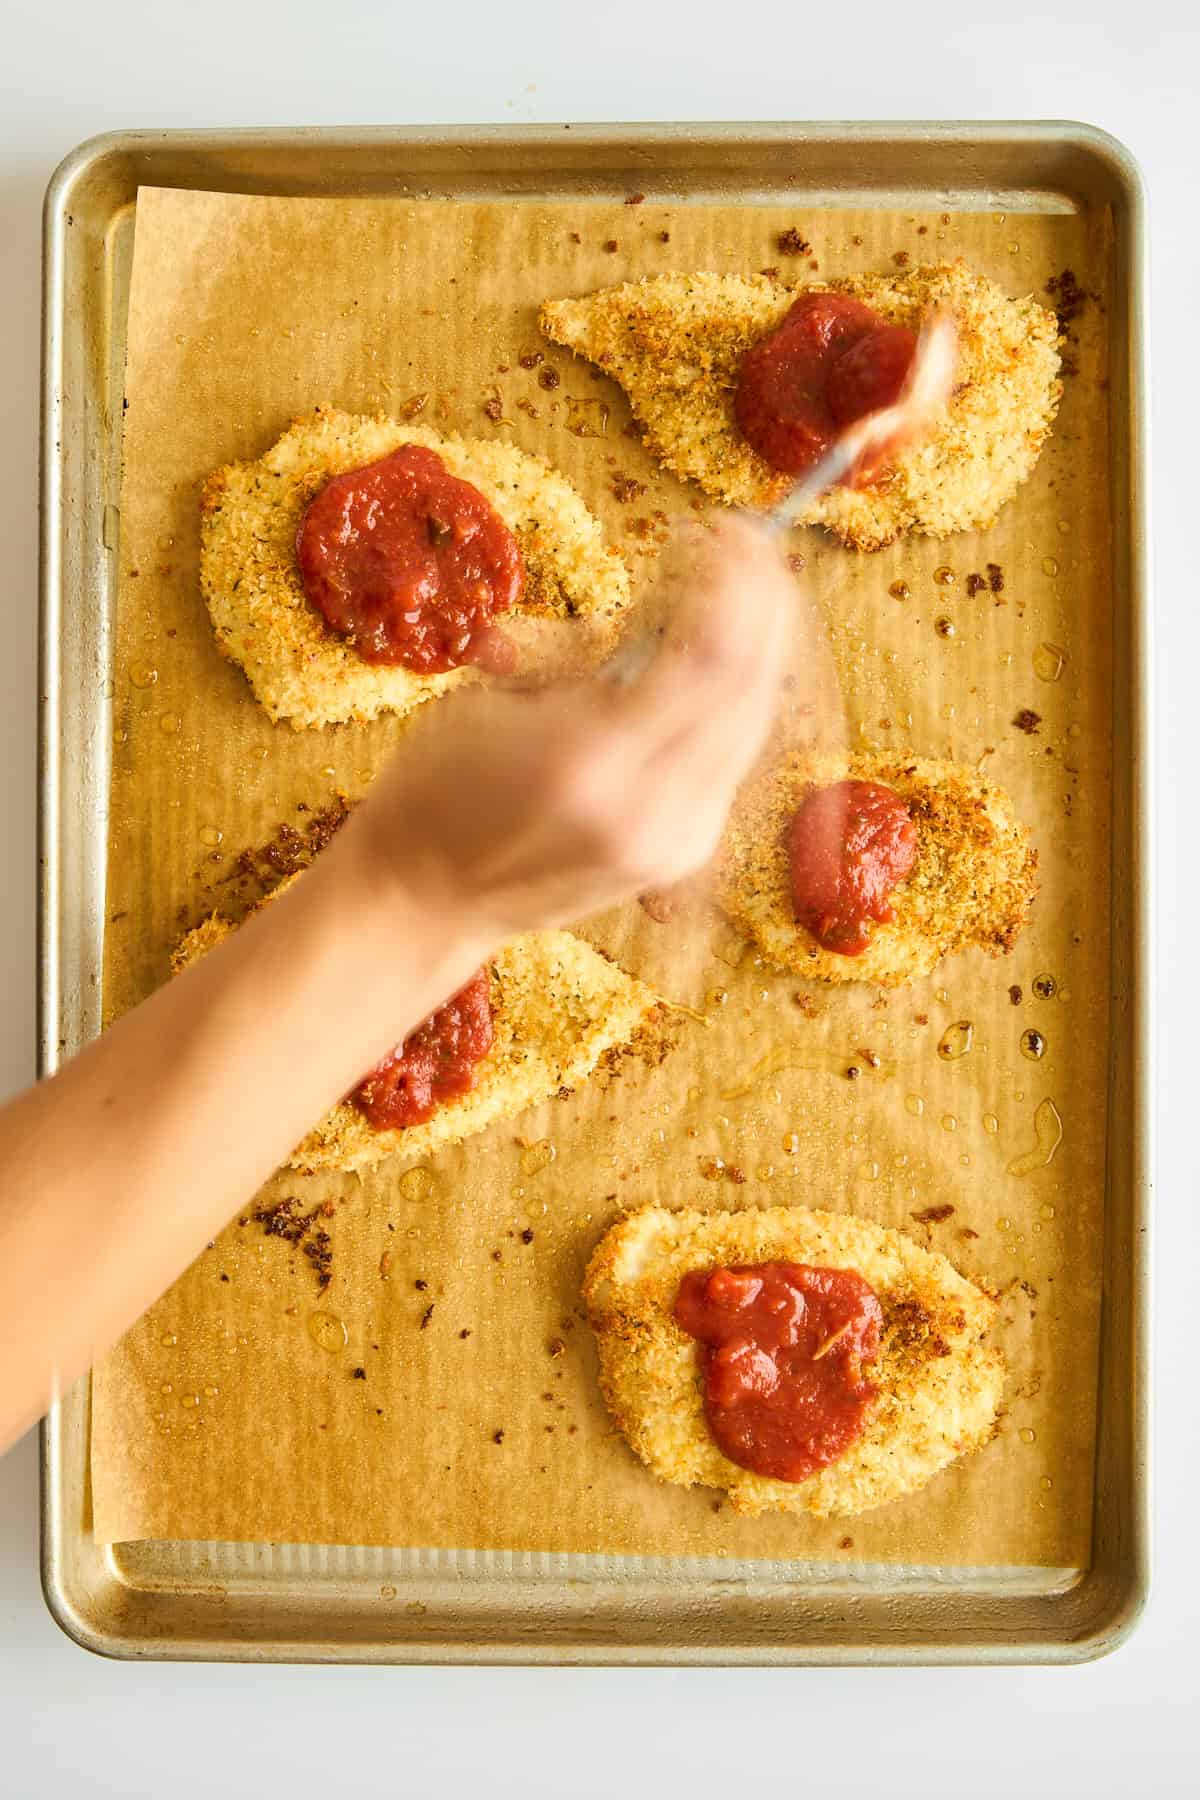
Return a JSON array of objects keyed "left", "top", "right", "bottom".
[
  {"left": 786, "top": 778, "right": 918, "bottom": 955},
  {"left": 675, "top": 1262, "right": 883, "bottom": 1483},
  {"left": 352, "top": 968, "right": 494, "bottom": 1131},
  {"left": 735, "top": 292, "right": 917, "bottom": 481},
  {"left": 296, "top": 444, "right": 523, "bottom": 673}
]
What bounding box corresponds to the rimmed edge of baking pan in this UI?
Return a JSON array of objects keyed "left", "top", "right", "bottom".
[{"left": 39, "top": 121, "right": 1149, "bottom": 1665}]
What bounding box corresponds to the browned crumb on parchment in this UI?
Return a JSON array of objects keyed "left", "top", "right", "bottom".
[{"left": 250, "top": 1194, "right": 336, "bottom": 1291}]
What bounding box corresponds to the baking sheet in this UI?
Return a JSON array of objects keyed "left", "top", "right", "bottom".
[{"left": 88, "top": 183, "right": 1112, "bottom": 1571}]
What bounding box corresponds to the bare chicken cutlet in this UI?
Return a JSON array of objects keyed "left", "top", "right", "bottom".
[
  {"left": 200, "top": 406, "right": 633, "bottom": 728},
  {"left": 173, "top": 881, "right": 662, "bottom": 1175},
  {"left": 584, "top": 1204, "right": 1004, "bottom": 1518},
  {"left": 540, "top": 262, "right": 1061, "bottom": 549},
  {"left": 719, "top": 751, "right": 1037, "bottom": 985}
]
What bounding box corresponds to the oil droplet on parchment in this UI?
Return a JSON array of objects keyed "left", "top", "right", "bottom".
[
  {"left": 982, "top": 1114, "right": 1000, "bottom": 1135},
  {"left": 937, "top": 1020, "right": 974, "bottom": 1061},
  {"left": 905, "top": 1094, "right": 924, "bottom": 1117},
  {"left": 199, "top": 825, "right": 224, "bottom": 848},
  {"left": 725, "top": 1052, "right": 788, "bottom": 1102},
  {"left": 159, "top": 713, "right": 181, "bottom": 736},
  {"left": 1032, "top": 973, "right": 1057, "bottom": 999},
  {"left": 1007, "top": 1099, "right": 1063, "bottom": 1176},
  {"left": 519, "top": 1141, "right": 556, "bottom": 1176},
  {"left": 399, "top": 1167, "right": 437, "bottom": 1202},
  {"left": 1041, "top": 556, "right": 1059, "bottom": 577},
  {"left": 1018, "top": 1427, "right": 1037, "bottom": 1445},
  {"left": 710, "top": 927, "right": 750, "bottom": 970},
  {"left": 941, "top": 1114, "right": 958, "bottom": 1132},
  {"left": 160, "top": 1333, "right": 178, "bottom": 1348},
  {"left": 1020, "top": 1029, "right": 1047, "bottom": 1061},
  {"left": 1033, "top": 642, "right": 1066, "bottom": 682},
  {"left": 307, "top": 1312, "right": 348, "bottom": 1354},
  {"left": 130, "top": 663, "right": 158, "bottom": 690}
]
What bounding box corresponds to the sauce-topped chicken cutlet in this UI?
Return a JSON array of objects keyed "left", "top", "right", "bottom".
[
  {"left": 200, "top": 406, "right": 633, "bottom": 728},
  {"left": 718, "top": 751, "right": 1037, "bottom": 986},
  {"left": 173, "top": 877, "right": 664, "bottom": 1176},
  {"left": 585, "top": 1204, "right": 1004, "bottom": 1519},
  {"left": 540, "top": 261, "right": 1061, "bottom": 550}
]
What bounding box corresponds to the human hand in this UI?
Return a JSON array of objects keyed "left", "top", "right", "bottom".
[{"left": 337, "top": 516, "right": 795, "bottom": 945}]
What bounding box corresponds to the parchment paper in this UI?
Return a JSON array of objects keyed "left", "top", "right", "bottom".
[{"left": 91, "top": 186, "right": 1113, "bottom": 1566}]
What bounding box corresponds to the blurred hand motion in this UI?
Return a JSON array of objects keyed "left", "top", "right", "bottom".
[{"left": 344, "top": 515, "right": 825, "bottom": 939}]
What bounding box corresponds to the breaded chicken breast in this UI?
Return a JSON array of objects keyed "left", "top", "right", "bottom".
[
  {"left": 718, "top": 751, "right": 1037, "bottom": 986},
  {"left": 584, "top": 1204, "right": 1003, "bottom": 1519},
  {"left": 200, "top": 406, "right": 633, "bottom": 728},
  {"left": 540, "top": 262, "right": 1061, "bottom": 550},
  {"left": 173, "top": 885, "right": 661, "bottom": 1175}
]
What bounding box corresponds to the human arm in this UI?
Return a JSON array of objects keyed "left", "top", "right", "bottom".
[{"left": 0, "top": 519, "right": 792, "bottom": 1450}]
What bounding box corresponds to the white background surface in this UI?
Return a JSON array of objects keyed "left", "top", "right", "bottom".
[{"left": 1, "top": 2, "right": 1195, "bottom": 1795}]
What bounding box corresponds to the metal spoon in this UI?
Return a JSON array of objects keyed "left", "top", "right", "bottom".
[
  {"left": 766, "top": 307, "right": 959, "bottom": 532},
  {"left": 603, "top": 308, "right": 957, "bottom": 688}
]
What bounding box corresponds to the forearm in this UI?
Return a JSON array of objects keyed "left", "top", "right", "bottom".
[
  {"left": 0, "top": 837, "right": 485, "bottom": 1449},
  {"left": 0, "top": 518, "right": 790, "bottom": 1453}
]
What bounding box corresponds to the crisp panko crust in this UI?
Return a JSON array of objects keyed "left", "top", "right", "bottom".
[
  {"left": 172, "top": 883, "right": 661, "bottom": 1175},
  {"left": 718, "top": 750, "right": 1037, "bottom": 986},
  {"left": 199, "top": 405, "right": 633, "bottom": 728},
  {"left": 584, "top": 1204, "right": 1004, "bottom": 1518},
  {"left": 540, "top": 262, "right": 1062, "bottom": 550}
]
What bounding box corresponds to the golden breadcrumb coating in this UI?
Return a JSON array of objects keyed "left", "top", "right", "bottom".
[
  {"left": 718, "top": 750, "right": 1037, "bottom": 986},
  {"left": 584, "top": 1204, "right": 1003, "bottom": 1519},
  {"left": 540, "top": 262, "right": 1061, "bottom": 550},
  {"left": 172, "top": 881, "right": 661, "bottom": 1175},
  {"left": 199, "top": 405, "right": 633, "bottom": 728}
]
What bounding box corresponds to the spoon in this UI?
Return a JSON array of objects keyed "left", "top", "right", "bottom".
[
  {"left": 602, "top": 308, "right": 957, "bottom": 689},
  {"left": 766, "top": 307, "right": 959, "bottom": 532}
]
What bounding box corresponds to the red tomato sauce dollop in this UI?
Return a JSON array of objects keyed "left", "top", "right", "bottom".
[
  {"left": 675, "top": 1262, "right": 883, "bottom": 1483},
  {"left": 735, "top": 292, "right": 917, "bottom": 480},
  {"left": 786, "top": 778, "right": 918, "bottom": 956},
  {"left": 352, "top": 968, "right": 495, "bottom": 1130},
  {"left": 296, "top": 445, "right": 522, "bottom": 672}
]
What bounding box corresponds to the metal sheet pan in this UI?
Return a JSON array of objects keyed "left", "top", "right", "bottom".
[{"left": 38, "top": 122, "right": 1150, "bottom": 1665}]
